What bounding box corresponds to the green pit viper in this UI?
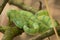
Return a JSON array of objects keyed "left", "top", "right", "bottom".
[{"left": 7, "top": 10, "right": 58, "bottom": 35}]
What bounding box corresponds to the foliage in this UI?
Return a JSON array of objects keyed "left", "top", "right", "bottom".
[{"left": 7, "top": 10, "right": 58, "bottom": 35}]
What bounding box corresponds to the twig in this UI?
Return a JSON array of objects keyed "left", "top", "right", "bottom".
[
  {"left": 44, "top": 0, "right": 60, "bottom": 40},
  {"left": 8, "top": 0, "right": 38, "bottom": 13},
  {"left": 0, "top": 0, "right": 9, "bottom": 14}
]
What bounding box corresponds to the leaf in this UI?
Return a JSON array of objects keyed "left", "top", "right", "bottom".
[
  {"left": 7, "top": 10, "right": 58, "bottom": 35},
  {"left": 23, "top": 23, "right": 39, "bottom": 35},
  {"left": 23, "top": 16, "right": 40, "bottom": 35},
  {"left": 35, "top": 10, "right": 48, "bottom": 16},
  {"left": 7, "top": 10, "right": 34, "bottom": 29},
  {"left": 37, "top": 15, "right": 58, "bottom": 33}
]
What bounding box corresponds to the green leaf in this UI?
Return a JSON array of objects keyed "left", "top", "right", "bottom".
[
  {"left": 23, "top": 23, "right": 39, "bottom": 35},
  {"left": 38, "top": 15, "right": 58, "bottom": 33},
  {"left": 23, "top": 15, "right": 40, "bottom": 35},
  {"left": 36, "top": 10, "right": 48, "bottom": 16},
  {"left": 7, "top": 10, "right": 58, "bottom": 35},
  {"left": 7, "top": 10, "right": 34, "bottom": 29}
]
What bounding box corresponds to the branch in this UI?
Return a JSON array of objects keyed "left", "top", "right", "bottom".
[
  {"left": 33, "top": 26, "right": 60, "bottom": 40},
  {"left": 0, "top": 0, "right": 9, "bottom": 14},
  {"left": 2, "top": 27, "right": 24, "bottom": 40},
  {"left": 0, "top": 26, "right": 9, "bottom": 33},
  {"left": 8, "top": 0, "right": 39, "bottom": 13},
  {"left": 39, "top": 1, "right": 42, "bottom": 10},
  {"left": 0, "top": 26, "right": 24, "bottom": 40}
]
